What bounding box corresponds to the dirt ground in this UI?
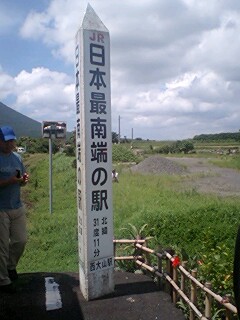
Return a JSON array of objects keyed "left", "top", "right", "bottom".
[{"left": 168, "top": 157, "right": 240, "bottom": 197}]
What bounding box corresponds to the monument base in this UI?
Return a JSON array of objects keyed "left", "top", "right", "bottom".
[{"left": 79, "top": 266, "right": 114, "bottom": 300}]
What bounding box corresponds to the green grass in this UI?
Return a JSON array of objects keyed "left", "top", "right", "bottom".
[
  {"left": 18, "top": 152, "right": 240, "bottom": 295},
  {"left": 19, "top": 153, "right": 78, "bottom": 272},
  {"left": 113, "top": 169, "right": 240, "bottom": 252},
  {"left": 210, "top": 154, "right": 240, "bottom": 170}
]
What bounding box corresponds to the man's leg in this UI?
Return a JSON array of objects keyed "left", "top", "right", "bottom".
[
  {"left": 8, "top": 207, "right": 27, "bottom": 272},
  {"left": 0, "top": 210, "right": 11, "bottom": 286}
]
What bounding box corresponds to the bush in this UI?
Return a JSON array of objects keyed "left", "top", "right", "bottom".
[
  {"left": 112, "top": 144, "right": 140, "bottom": 162},
  {"left": 155, "top": 140, "right": 194, "bottom": 154},
  {"left": 64, "top": 145, "right": 75, "bottom": 156}
]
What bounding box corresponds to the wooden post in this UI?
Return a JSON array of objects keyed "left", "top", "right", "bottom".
[
  {"left": 190, "top": 269, "right": 197, "bottom": 320},
  {"left": 113, "top": 240, "right": 116, "bottom": 266},
  {"left": 157, "top": 246, "right": 163, "bottom": 290},
  {"left": 225, "top": 308, "right": 232, "bottom": 320},
  {"left": 204, "top": 282, "right": 212, "bottom": 319},
  {"left": 165, "top": 249, "right": 175, "bottom": 297},
  {"left": 144, "top": 239, "right": 151, "bottom": 266},
  {"left": 180, "top": 261, "right": 187, "bottom": 302},
  {"left": 134, "top": 236, "right": 144, "bottom": 265},
  {"left": 172, "top": 258, "right": 178, "bottom": 304},
  {"left": 225, "top": 295, "right": 233, "bottom": 320}
]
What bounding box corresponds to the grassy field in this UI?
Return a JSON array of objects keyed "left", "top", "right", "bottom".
[
  {"left": 19, "top": 153, "right": 78, "bottom": 272},
  {"left": 18, "top": 150, "right": 240, "bottom": 295}
]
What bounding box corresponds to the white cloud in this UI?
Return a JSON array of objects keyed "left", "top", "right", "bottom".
[
  {"left": 20, "top": 0, "right": 85, "bottom": 63},
  {"left": 0, "top": 68, "right": 15, "bottom": 99},
  {"left": 12, "top": 67, "right": 75, "bottom": 124}
]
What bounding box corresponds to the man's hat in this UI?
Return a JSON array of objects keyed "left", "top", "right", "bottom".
[{"left": 0, "top": 126, "right": 17, "bottom": 141}]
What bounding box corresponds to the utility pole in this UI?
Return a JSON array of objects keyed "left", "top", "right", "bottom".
[
  {"left": 118, "top": 115, "right": 121, "bottom": 144},
  {"left": 131, "top": 128, "right": 134, "bottom": 149}
]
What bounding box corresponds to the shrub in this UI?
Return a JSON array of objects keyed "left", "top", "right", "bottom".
[{"left": 112, "top": 144, "right": 140, "bottom": 162}]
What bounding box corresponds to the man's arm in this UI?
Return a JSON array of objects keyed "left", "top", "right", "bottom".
[{"left": 0, "top": 176, "right": 23, "bottom": 187}]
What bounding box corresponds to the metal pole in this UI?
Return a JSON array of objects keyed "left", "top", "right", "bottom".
[{"left": 49, "top": 136, "right": 53, "bottom": 214}]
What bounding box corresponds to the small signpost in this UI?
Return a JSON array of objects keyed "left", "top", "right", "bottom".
[
  {"left": 42, "top": 121, "right": 67, "bottom": 214},
  {"left": 75, "top": 4, "right": 114, "bottom": 300}
]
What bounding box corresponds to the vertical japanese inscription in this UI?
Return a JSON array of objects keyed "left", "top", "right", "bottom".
[
  {"left": 76, "top": 26, "right": 113, "bottom": 275},
  {"left": 75, "top": 40, "right": 83, "bottom": 259},
  {"left": 87, "top": 31, "right": 112, "bottom": 271}
]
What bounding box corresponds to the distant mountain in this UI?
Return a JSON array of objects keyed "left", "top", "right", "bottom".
[{"left": 0, "top": 102, "right": 41, "bottom": 138}]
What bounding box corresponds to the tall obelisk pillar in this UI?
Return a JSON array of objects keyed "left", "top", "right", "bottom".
[{"left": 75, "top": 4, "right": 114, "bottom": 300}]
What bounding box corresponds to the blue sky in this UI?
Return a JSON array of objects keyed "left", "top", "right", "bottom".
[
  {"left": 1, "top": 0, "right": 240, "bottom": 140},
  {"left": 0, "top": 1, "right": 50, "bottom": 72}
]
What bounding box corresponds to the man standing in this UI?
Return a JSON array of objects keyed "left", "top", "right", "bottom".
[{"left": 0, "top": 126, "right": 29, "bottom": 293}]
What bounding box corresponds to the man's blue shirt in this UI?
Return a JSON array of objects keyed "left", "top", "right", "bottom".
[{"left": 0, "top": 152, "right": 25, "bottom": 209}]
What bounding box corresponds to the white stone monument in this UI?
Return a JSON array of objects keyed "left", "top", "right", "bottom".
[{"left": 75, "top": 4, "right": 114, "bottom": 300}]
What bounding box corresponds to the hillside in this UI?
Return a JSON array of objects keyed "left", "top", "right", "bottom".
[{"left": 0, "top": 101, "right": 41, "bottom": 138}]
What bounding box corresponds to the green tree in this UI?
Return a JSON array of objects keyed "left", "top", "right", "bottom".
[{"left": 180, "top": 140, "right": 194, "bottom": 154}]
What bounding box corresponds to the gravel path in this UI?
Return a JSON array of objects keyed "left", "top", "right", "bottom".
[{"left": 131, "top": 156, "right": 240, "bottom": 197}]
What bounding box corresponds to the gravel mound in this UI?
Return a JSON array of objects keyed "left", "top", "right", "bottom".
[{"left": 131, "top": 156, "right": 187, "bottom": 175}]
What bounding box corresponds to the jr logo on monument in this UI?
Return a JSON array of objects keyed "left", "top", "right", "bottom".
[{"left": 75, "top": 4, "right": 114, "bottom": 300}]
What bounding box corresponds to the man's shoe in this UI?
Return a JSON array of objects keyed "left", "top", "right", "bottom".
[
  {"left": 8, "top": 269, "right": 18, "bottom": 281},
  {"left": 0, "top": 283, "right": 16, "bottom": 294}
]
